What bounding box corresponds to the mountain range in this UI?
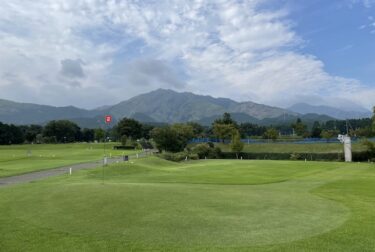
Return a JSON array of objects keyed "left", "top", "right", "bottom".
[
  {"left": 288, "top": 103, "right": 372, "bottom": 120},
  {"left": 0, "top": 89, "right": 370, "bottom": 128}
]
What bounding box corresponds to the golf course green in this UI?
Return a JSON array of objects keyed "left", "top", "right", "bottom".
[{"left": 1, "top": 157, "right": 374, "bottom": 251}]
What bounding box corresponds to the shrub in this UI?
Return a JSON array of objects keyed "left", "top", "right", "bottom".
[
  {"left": 191, "top": 144, "right": 222, "bottom": 159},
  {"left": 113, "top": 145, "right": 135, "bottom": 150},
  {"left": 207, "top": 142, "right": 215, "bottom": 148},
  {"left": 290, "top": 153, "right": 301, "bottom": 160},
  {"left": 120, "top": 135, "right": 128, "bottom": 146},
  {"left": 192, "top": 144, "right": 210, "bottom": 159},
  {"left": 158, "top": 152, "right": 199, "bottom": 162}
]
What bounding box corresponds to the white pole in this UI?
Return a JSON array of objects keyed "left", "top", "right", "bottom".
[{"left": 69, "top": 167, "right": 72, "bottom": 175}]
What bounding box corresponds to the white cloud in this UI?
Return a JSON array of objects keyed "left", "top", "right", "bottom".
[
  {"left": 349, "top": 0, "right": 375, "bottom": 8},
  {"left": 0, "top": 0, "right": 374, "bottom": 110}
]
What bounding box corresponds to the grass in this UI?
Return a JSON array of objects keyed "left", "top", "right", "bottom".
[
  {"left": 0, "top": 143, "right": 139, "bottom": 177},
  {"left": 215, "top": 142, "right": 366, "bottom": 153},
  {"left": 1, "top": 157, "right": 375, "bottom": 251}
]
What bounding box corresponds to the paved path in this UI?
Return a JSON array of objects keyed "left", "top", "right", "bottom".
[{"left": 0, "top": 152, "right": 153, "bottom": 188}]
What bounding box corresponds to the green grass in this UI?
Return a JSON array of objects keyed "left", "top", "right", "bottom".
[
  {"left": 0, "top": 143, "right": 138, "bottom": 177},
  {"left": 215, "top": 142, "right": 366, "bottom": 153},
  {"left": 1, "top": 157, "right": 375, "bottom": 251}
]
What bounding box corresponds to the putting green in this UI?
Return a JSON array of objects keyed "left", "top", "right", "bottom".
[{"left": 0, "top": 158, "right": 359, "bottom": 251}]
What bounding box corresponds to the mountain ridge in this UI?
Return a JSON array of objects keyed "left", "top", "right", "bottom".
[
  {"left": 288, "top": 103, "right": 371, "bottom": 120},
  {"left": 0, "top": 89, "right": 346, "bottom": 127}
]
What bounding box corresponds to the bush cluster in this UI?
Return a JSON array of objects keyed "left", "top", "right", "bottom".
[
  {"left": 158, "top": 152, "right": 199, "bottom": 162},
  {"left": 191, "top": 143, "right": 222, "bottom": 159}
]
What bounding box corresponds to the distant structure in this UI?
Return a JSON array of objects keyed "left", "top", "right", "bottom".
[{"left": 338, "top": 134, "right": 352, "bottom": 162}]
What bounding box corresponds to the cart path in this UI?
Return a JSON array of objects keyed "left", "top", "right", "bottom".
[{"left": 0, "top": 152, "right": 151, "bottom": 188}]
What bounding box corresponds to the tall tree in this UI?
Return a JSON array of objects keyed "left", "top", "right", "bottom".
[
  {"left": 320, "top": 130, "right": 338, "bottom": 142},
  {"left": 151, "top": 126, "right": 181, "bottom": 152},
  {"left": 24, "top": 125, "right": 43, "bottom": 143},
  {"left": 213, "top": 123, "right": 236, "bottom": 142},
  {"left": 311, "top": 121, "right": 322, "bottom": 138},
  {"left": 187, "top": 122, "right": 205, "bottom": 137},
  {"left": 171, "top": 124, "right": 194, "bottom": 144},
  {"left": 151, "top": 124, "right": 194, "bottom": 152},
  {"left": 214, "top": 112, "right": 238, "bottom": 126},
  {"left": 82, "top": 128, "right": 95, "bottom": 142},
  {"left": 292, "top": 118, "right": 307, "bottom": 136},
  {"left": 94, "top": 128, "right": 105, "bottom": 142},
  {"left": 231, "top": 130, "right": 244, "bottom": 159},
  {"left": 0, "top": 123, "right": 24, "bottom": 144},
  {"left": 116, "top": 118, "right": 143, "bottom": 140},
  {"left": 43, "top": 120, "right": 81, "bottom": 143},
  {"left": 263, "top": 128, "right": 279, "bottom": 141}
]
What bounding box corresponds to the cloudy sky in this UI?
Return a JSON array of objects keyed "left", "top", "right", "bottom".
[{"left": 0, "top": 0, "right": 374, "bottom": 110}]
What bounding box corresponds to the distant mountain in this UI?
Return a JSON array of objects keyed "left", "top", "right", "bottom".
[
  {"left": 198, "top": 113, "right": 260, "bottom": 126},
  {"left": 259, "top": 113, "right": 334, "bottom": 128},
  {"left": 106, "top": 89, "right": 295, "bottom": 123},
  {"left": 0, "top": 99, "right": 96, "bottom": 125},
  {"left": 198, "top": 112, "right": 334, "bottom": 127},
  {"left": 1, "top": 89, "right": 340, "bottom": 128},
  {"left": 288, "top": 103, "right": 371, "bottom": 120}
]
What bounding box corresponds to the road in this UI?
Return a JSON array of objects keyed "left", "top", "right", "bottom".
[{"left": 0, "top": 152, "right": 152, "bottom": 188}]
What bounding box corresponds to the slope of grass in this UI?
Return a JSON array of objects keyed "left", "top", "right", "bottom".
[
  {"left": 0, "top": 143, "right": 138, "bottom": 177},
  {"left": 1, "top": 157, "right": 375, "bottom": 251}
]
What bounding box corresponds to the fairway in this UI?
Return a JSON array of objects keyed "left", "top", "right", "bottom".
[
  {"left": 0, "top": 143, "right": 139, "bottom": 178},
  {"left": 1, "top": 158, "right": 375, "bottom": 251}
]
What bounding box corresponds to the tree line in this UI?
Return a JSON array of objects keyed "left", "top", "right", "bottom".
[{"left": 1, "top": 108, "right": 374, "bottom": 149}]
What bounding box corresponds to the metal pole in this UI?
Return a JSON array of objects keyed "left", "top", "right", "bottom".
[{"left": 103, "top": 128, "right": 106, "bottom": 184}]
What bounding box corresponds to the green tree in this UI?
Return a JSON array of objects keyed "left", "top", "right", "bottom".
[
  {"left": 94, "top": 128, "right": 105, "bottom": 142},
  {"left": 239, "top": 123, "right": 267, "bottom": 137},
  {"left": 116, "top": 118, "right": 143, "bottom": 140},
  {"left": 231, "top": 130, "right": 244, "bottom": 159},
  {"left": 151, "top": 127, "right": 181, "bottom": 152},
  {"left": 292, "top": 118, "right": 307, "bottom": 136},
  {"left": 372, "top": 106, "right": 375, "bottom": 133},
  {"left": 320, "top": 130, "right": 338, "bottom": 142},
  {"left": 213, "top": 123, "right": 235, "bottom": 142},
  {"left": 43, "top": 120, "right": 81, "bottom": 143},
  {"left": 187, "top": 122, "right": 205, "bottom": 137},
  {"left": 311, "top": 121, "right": 322, "bottom": 138},
  {"left": 363, "top": 140, "right": 375, "bottom": 159},
  {"left": 141, "top": 124, "right": 154, "bottom": 139},
  {"left": 82, "top": 128, "right": 95, "bottom": 142},
  {"left": 171, "top": 124, "right": 194, "bottom": 144},
  {"left": 214, "top": 112, "right": 238, "bottom": 126},
  {"left": 151, "top": 124, "right": 194, "bottom": 153},
  {"left": 0, "top": 123, "right": 24, "bottom": 145},
  {"left": 120, "top": 135, "right": 128, "bottom": 146},
  {"left": 263, "top": 128, "right": 278, "bottom": 141}
]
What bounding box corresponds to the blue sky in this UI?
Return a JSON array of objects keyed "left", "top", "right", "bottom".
[
  {"left": 291, "top": 0, "right": 375, "bottom": 85},
  {"left": 0, "top": 0, "right": 374, "bottom": 110}
]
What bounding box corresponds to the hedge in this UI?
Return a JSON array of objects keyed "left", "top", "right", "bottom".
[
  {"left": 219, "top": 151, "right": 373, "bottom": 162},
  {"left": 113, "top": 145, "right": 136, "bottom": 150},
  {"left": 158, "top": 152, "right": 199, "bottom": 162}
]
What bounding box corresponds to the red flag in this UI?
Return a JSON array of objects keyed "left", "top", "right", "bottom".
[{"left": 105, "top": 115, "right": 112, "bottom": 124}]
